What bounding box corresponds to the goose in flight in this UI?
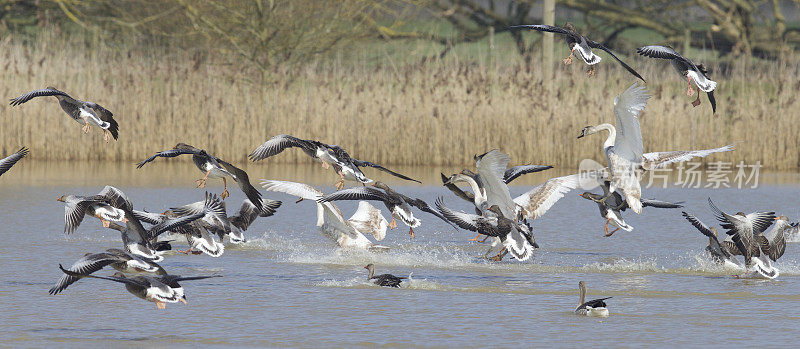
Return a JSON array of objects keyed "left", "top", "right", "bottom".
[
  {"left": 636, "top": 45, "right": 717, "bottom": 113},
  {"left": 136, "top": 143, "right": 263, "bottom": 209},
  {"left": 0, "top": 147, "right": 28, "bottom": 178},
  {"left": 574, "top": 281, "right": 611, "bottom": 317},
  {"left": 364, "top": 264, "right": 405, "bottom": 287},
  {"left": 57, "top": 185, "right": 135, "bottom": 233},
  {"left": 580, "top": 181, "right": 683, "bottom": 236},
  {"left": 56, "top": 266, "right": 220, "bottom": 309},
  {"left": 509, "top": 23, "right": 644, "bottom": 81},
  {"left": 318, "top": 181, "right": 456, "bottom": 238},
  {"left": 261, "top": 180, "right": 390, "bottom": 251},
  {"left": 49, "top": 249, "right": 166, "bottom": 295},
  {"left": 436, "top": 200, "right": 536, "bottom": 261},
  {"left": 9, "top": 87, "right": 119, "bottom": 142},
  {"left": 249, "top": 134, "right": 420, "bottom": 189},
  {"left": 708, "top": 198, "right": 778, "bottom": 278}
]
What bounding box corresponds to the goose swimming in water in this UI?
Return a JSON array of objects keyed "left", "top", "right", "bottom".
[
  {"left": 707, "top": 198, "right": 779, "bottom": 279},
  {"left": 261, "top": 180, "right": 391, "bottom": 251},
  {"left": 9, "top": 87, "right": 119, "bottom": 142},
  {"left": 0, "top": 147, "right": 28, "bottom": 178},
  {"left": 57, "top": 185, "right": 135, "bottom": 233},
  {"left": 509, "top": 23, "right": 644, "bottom": 81},
  {"left": 364, "top": 263, "right": 405, "bottom": 287},
  {"left": 580, "top": 181, "right": 683, "bottom": 236},
  {"left": 57, "top": 266, "right": 220, "bottom": 309},
  {"left": 318, "top": 181, "right": 456, "bottom": 238},
  {"left": 49, "top": 249, "right": 167, "bottom": 295},
  {"left": 575, "top": 281, "right": 611, "bottom": 317},
  {"left": 249, "top": 134, "right": 420, "bottom": 190},
  {"left": 136, "top": 143, "right": 264, "bottom": 209},
  {"left": 636, "top": 45, "right": 717, "bottom": 113}
]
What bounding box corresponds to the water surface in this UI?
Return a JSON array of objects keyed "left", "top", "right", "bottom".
[{"left": 1, "top": 162, "right": 799, "bottom": 346}]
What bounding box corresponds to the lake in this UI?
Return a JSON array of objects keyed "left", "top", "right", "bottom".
[{"left": 1, "top": 161, "right": 799, "bottom": 346}]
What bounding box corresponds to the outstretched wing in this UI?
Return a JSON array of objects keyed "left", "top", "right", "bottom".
[
  {"left": 49, "top": 252, "right": 124, "bottom": 294},
  {"left": 56, "top": 264, "right": 146, "bottom": 287},
  {"left": 588, "top": 41, "right": 645, "bottom": 82},
  {"left": 261, "top": 180, "right": 325, "bottom": 201},
  {"left": 0, "top": 147, "right": 29, "bottom": 177},
  {"left": 98, "top": 185, "right": 133, "bottom": 211},
  {"left": 636, "top": 45, "right": 696, "bottom": 68},
  {"left": 217, "top": 159, "right": 263, "bottom": 211},
  {"left": 317, "top": 186, "right": 390, "bottom": 203},
  {"left": 403, "top": 196, "right": 458, "bottom": 229},
  {"left": 249, "top": 134, "right": 318, "bottom": 161},
  {"left": 352, "top": 159, "right": 421, "bottom": 183},
  {"left": 434, "top": 197, "right": 482, "bottom": 232},
  {"left": 135, "top": 148, "right": 198, "bottom": 168},
  {"left": 503, "top": 165, "right": 553, "bottom": 184},
  {"left": 508, "top": 24, "right": 572, "bottom": 36},
  {"left": 513, "top": 174, "right": 581, "bottom": 220},
  {"left": 9, "top": 87, "right": 72, "bottom": 106},
  {"left": 64, "top": 196, "right": 108, "bottom": 234},
  {"left": 642, "top": 144, "right": 735, "bottom": 170},
  {"left": 613, "top": 82, "right": 648, "bottom": 163},
  {"left": 642, "top": 199, "right": 683, "bottom": 209}
]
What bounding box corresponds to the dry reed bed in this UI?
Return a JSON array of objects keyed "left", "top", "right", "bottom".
[{"left": 1, "top": 33, "right": 799, "bottom": 169}]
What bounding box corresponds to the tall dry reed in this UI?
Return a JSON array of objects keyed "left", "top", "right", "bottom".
[{"left": 1, "top": 31, "right": 798, "bottom": 169}]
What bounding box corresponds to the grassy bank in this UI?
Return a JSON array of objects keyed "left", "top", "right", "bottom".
[{"left": 1, "top": 30, "right": 798, "bottom": 169}]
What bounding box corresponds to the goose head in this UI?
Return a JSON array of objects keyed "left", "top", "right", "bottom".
[
  {"left": 577, "top": 126, "right": 601, "bottom": 139},
  {"left": 372, "top": 181, "right": 390, "bottom": 191},
  {"left": 579, "top": 192, "right": 603, "bottom": 202},
  {"left": 56, "top": 195, "right": 66, "bottom": 202},
  {"left": 563, "top": 22, "right": 578, "bottom": 34},
  {"left": 487, "top": 205, "right": 504, "bottom": 217}
]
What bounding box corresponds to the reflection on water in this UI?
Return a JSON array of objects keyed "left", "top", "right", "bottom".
[{"left": 1, "top": 161, "right": 800, "bottom": 346}]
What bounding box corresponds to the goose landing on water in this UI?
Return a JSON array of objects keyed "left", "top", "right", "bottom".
[
  {"left": 9, "top": 87, "right": 119, "bottom": 142},
  {"left": 318, "top": 181, "right": 457, "bottom": 239},
  {"left": 57, "top": 266, "right": 220, "bottom": 309},
  {"left": 575, "top": 281, "right": 611, "bottom": 317},
  {"left": 578, "top": 83, "right": 734, "bottom": 214},
  {"left": 580, "top": 181, "right": 683, "bottom": 236},
  {"left": 261, "top": 180, "right": 391, "bottom": 251}
]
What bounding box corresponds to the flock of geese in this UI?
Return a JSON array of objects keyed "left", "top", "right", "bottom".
[{"left": 1, "top": 22, "right": 795, "bottom": 316}]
